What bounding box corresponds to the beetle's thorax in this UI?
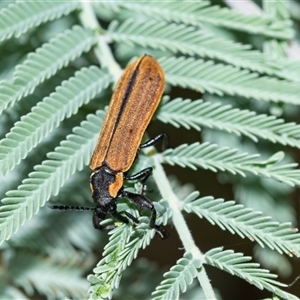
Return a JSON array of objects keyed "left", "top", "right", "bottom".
[{"left": 90, "top": 165, "right": 124, "bottom": 208}]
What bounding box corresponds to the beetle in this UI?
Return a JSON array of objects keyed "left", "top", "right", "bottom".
[{"left": 50, "top": 55, "right": 168, "bottom": 239}]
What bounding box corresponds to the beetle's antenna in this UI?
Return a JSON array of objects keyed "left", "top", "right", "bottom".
[{"left": 48, "top": 205, "right": 95, "bottom": 211}]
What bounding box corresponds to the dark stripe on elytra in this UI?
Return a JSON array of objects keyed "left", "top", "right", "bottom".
[{"left": 110, "top": 57, "right": 145, "bottom": 139}]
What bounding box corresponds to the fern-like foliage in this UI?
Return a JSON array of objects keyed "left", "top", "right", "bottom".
[
  {"left": 5, "top": 179, "right": 99, "bottom": 258},
  {"left": 0, "top": 285, "right": 25, "bottom": 300},
  {"left": 96, "top": 1, "right": 293, "bottom": 39},
  {"left": 162, "top": 142, "right": 300, "bottom": 187},
  {"left": 88, "top": 225, "right": 133, "bottom": 299},
  {"left": 0, "top": 1, "right": 80, "bottom": 42},
  {"left": 5, "top": 251, "right": 90, "bottom": 299},
  {"left": 0, "top": 111, "right": 105, "bottom": 244},
  {"left": 88, "top": 217, "right": 159, "bottom": 299},
  {"left": 157, "top": 97, "right": 300, "bottom": 148},
  {"left": 151, "top": 252, "right": 201, "bottom": 300},
  {"left": 108, "top": 19, "right": 300, "bottom": 81},
  {"left": 13, "top": 25, "right": 97, "bottom": 90},
  {"left": 0, "top": 174, "right": 101, "bottom": 299},
  {"left": 0, "top": 0, "right": 300, "bottom": 299},
  {"left": 0, "top": 82, "right": 20, "bottom": 114},
  {"left": 204, "top": 247, "right": 298, "bottom": 300},
  {"left": 0, "top": 67, "right": 111, "bottom": 175},
  {"left": 0, "top": 25, "right": 97, "bottom": 114},
  {"left": 183, "top": 191, "right": 300, "bottom": 257},
  {"left": 159, "top": 56, "right": 300, "bottom": 105}
]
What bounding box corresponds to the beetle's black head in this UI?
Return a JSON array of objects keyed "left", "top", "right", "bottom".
[{"left": 90, "top": 165, "right": 124, "bottom": 210}]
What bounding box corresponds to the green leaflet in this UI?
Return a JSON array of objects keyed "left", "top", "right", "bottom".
[
  {"left": 152, "top": 253, "right": 201, "bottom": 300},
  {"left": 108, "top": 19, "right": 299, "bottom": 81},
  {"left": 205, "top": 248, "right": 298, "bottom": 300},
  {"left": 0, "top": 67, "right": 111, "bottom": 175},
  {"left": 0, "top": 111, "right": 105, "bottom": 245},
  {"left": 157, "top": 97, "right": 300, "bottom": 148},
  {"left": 159, "top": 56, "right": 300, "bottom": 105},
  {"left": 95, "top": 1, "right": 293, "bottom": 39},
  {"left": 0, "top": 1, "right": 80, "bottom": 42},
  {"left": 88, "top": 221, "right": 156, "bottom": 298},
  {"left": 183, "top": 191, "right": 300, "bottom": 256},
  {"left": 162, "top": 142, "right": 300, "bottom": 187},
  {"left": 0, "top": 26, "right": 97, "bottom": 113}
]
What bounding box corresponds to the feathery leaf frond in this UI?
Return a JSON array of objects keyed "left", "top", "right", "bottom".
[
  {"left": 7, "top": 252, "right": 89, "bottom": 299},
  {"left": 8, "top": 209, "right": 97, "bottom": 258},
  {"left": 157, "top": 97, "right": 300, "bottom": 148},
  {"left": 0, "top": 1, "right": 80, "bottom": 42},
  {"left": 0, "top": 111, "right": 105, "bottom": 245},
  {"left": 183, "top": 192, "right": 300, "bottom": 257},
  {"left": 0, "top": 67, "right": 111, "bottom": 175},
  {"left": 14, "top": 26, "right": 97, "bottom": 93},
  {"left": 280, "top": 59, "right": 300, "bottom": 82},
  {"left": 88, "top": 225, "right": 132, "bottom": 298},
  {"left": 0, "top": 81, "right": 23, "bottom": 115},
  {"left": 0, "top": 26, "right": 97, "bottom": 114},
  {"left": 162, "top": 143, "right": 300, "bottom": 187},
  {"left": 152, "top": 252, "right": 201, "bottom": 300},
  {"left": 0, "top": 284, "right": 26, "bottom": 300},
  {"left": 205, "top": 248, "right": 298, "bottom": 300},
  {"left": 89, "top": 219, "right": 157, "bottom": 298},
  {"left": 159, "top": 56, "right": 300, "bottom": 105},
  {"left": 96, "top": 1, "right": 293, "bottom": 39},
  {"left": 0, "top": 1, "right": 299, "bottom": 299},
  {"left": 108, "top": 19, "right": 297, "bottom": 80}
]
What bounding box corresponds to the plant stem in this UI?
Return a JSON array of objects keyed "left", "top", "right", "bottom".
[
  {"left": 79, "top": 1, "right": 122, "bottom": 82},
  {"left": 153, "top": 155, "right": 217, "bottom": 300}
]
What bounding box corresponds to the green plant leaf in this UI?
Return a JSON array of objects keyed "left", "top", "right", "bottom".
[
  {"left": 0, "top": 66, "right": 111, "bottom": 175},
  {"left": 6, "top": 251, "right": 89, "bottom": 299},
  {"left": 183, "top": 191, "right": 300, "bottom": 256},
  {"left": 0, "top": 26, "right": 97, "bottom": 114},
  {"left": 157, "top": 97, "right": 300, "bottom": 148},
  {"left": 88, "top": 219, "right": 157, "bottom": 298},
  {"left": 205, "top": 247, "right": 298, "bottom": 300},
  {"left": 0, "top": 1, "right": 80, "bottom": 42},
  {"left": 162, "top": 142, "right": 300, "bottom": 187},
  {"left": 159, "top": 56, "right": 300, "bottom": 105},
  {"left": 152, "top": 252, "right": 201, "bottom": 300},
  {"left": 108, "top": 19, "right": 299, "bottom": 81},
  {"left": 0, "top": 111, "right": 105, "bottom": 245},
  {"left": 96, "top": 1, "right": 293, "bottom": 39}
]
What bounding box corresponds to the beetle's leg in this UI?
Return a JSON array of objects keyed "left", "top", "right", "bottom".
[
  {"left": 111, "top": 210, "right": 140, "bottom": 225},
  {"left": 125, "top": 167, "right": 152, "bottom": 183},
  {"left": 93, "top": 199, "right": 133, "bottom": 230},
  {"left": 93, "top": 208, "right": 111, "bottom": 230},
  {"left": 122, "top": 191, "right": 168, "bottom": 239},
  {"left": 110, "top": 211, "right": 130, "bottom": 224},
  {"left": 125, "top": 167, "right": 153, "bottom": 195},
  {"left": 94, "top": 205, "right": 141, "bottom": 229},
  {"left": 139, "top": 133, "right": 168, "bottom": 150},
  {"left": 122, "top": 211, "right": 140, "bottom": 224}
]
